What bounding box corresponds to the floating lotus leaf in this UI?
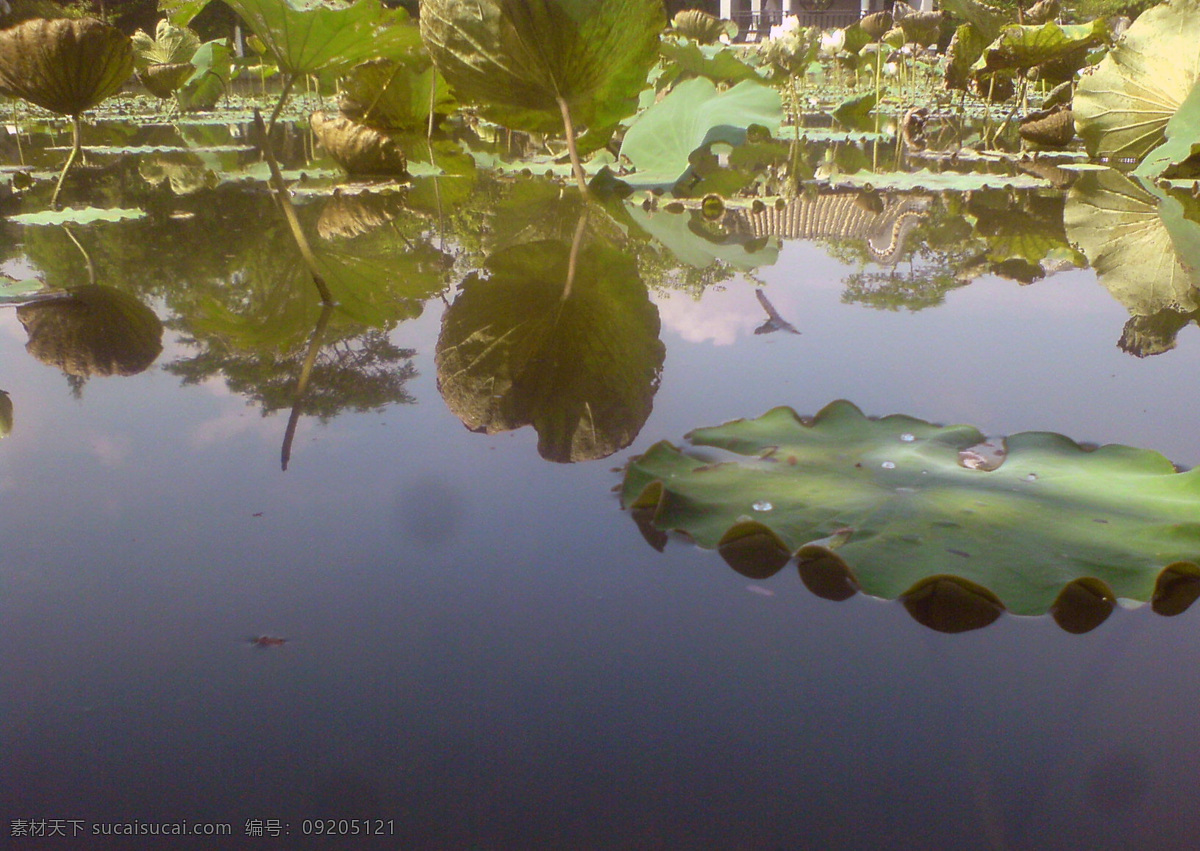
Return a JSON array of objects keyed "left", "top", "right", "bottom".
[
  {"left": 1064, "top": 168, "right": 1200, "bottom": 318},
  {"left": 17, "top": 285, "right": 163, "bottom": 378},
  {"left": 8, "top": 206, "right": 146, "bottom": 225},
  {"left": 622, "top": 400, "right": 1200, "bottom": 627},
  {"left": 669, "top": 9, "right": 735, "bottom": 44},
  {"left": 620, "top": 77, "right": 781, "bottom": 188},
  {"left": 420, "top": 0, "right": 665, "bottom": 142},
  {"left": 0, "top": 17, "right": 133, "bottom": 116},
  {"left": 831, "top": 169, "right": 1048, "bottom": 191},
  {"left": 436, "top": 236, "right": 664, "bottom": 463},
  {"left": 223, "top": 0, "right": 420, "bottom": 77},
  {"left": 1074, "top": 0, "right": 1200, "bottom": 167},
  {"left": 339, "top": 56, "right": 455, "bottom": 131},
  {"left": 311, "top": 111, "right": 407, "bottom": 176}
]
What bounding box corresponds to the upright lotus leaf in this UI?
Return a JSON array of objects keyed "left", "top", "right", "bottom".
[
  {"left": 1074, "top": 0, "right": 1200, "bottom": 165},
  {"left": 658, "top": 37, "right": 763, "bottom": 85},
  {"left": 436, "top": 235, "right": 665, "bottom": 463},
  {"left": 0, "top": 390, "right": 11, "bottom": 439},
  {"left": 620, "top": 77, "right": 782, "bottom": 188},
  {"left": 622, "top": 400, "right": 1200, "bottom": 623},
  {"left": 311, "top": 111, "right": 408, "bottom": 176},
  {"left": 944, "top": 22, "right": 989, "bottom": 92},
  {"left": 1135, "top": 80, "right": 1200, "bottom": 180},
  {"left": 939, "top": 0, "right": 1009, "bottom": 43},
  {"left": 131, "top": 19, "right": 200, "bottom": 70},
  {"left": 971, "top": 20, "right": 1107, "bottom": 76},
  {"left": 0, "top": 17, "right": 133, "bottom": 116},
  {"left": 1064, "top": 168, "right": 1200, "bottom": 319},
  {"left": 339, "top": 56, "right": 456, "bottom": 131},
  {"left": 17, "top": 286, "right": 163, "bottom": 378},
  {"left": 223, "top": 0, "right": 420, "bottom": 77},
  {"left": 174, "top": 40, "right": 235, "bottom": 111},
  {"left": 669, "top": 9, "right": 736, "bottom": 44},
  {"left": 420, "top": 0, "right": 665, "bottom": 144}
]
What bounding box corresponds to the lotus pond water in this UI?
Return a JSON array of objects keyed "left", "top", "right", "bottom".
[{"left": 4, "top": 1, "right": 1200, "bottom": 848}]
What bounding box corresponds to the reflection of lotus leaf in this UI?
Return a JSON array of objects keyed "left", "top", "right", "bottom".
[
  {"left": 436, "top": 238, "right": 665, "bottom": 462},
  {"left": 311, "top": 111, "right": 408, "bottom": 176},
  {"left": 17, "top": 286, "right": 163, "bottom": 378},
  {"left": 622, "top": 400, "right": 1200, "bottom": 623},
  {"left": 0, "top": 17, "right": 134, "bottom": 116},
  {"left": 316, "top": 191, "right": 403, "bottom": 240},
  {"left": 1064, "top": 169, "right": 1200, "bottom": 317},
  {"left": 0, "top": 390, "right": 11, "bottom": 438}
]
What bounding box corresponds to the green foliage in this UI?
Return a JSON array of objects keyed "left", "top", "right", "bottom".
[{"left": 420, "top": 0, "right": 665, "bottom": 144}]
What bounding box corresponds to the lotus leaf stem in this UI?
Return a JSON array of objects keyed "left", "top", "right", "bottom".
[
  {"left": 556, "top": 96, "right": 589, "bottom": 195},
  {"left": 266, "top": 74, "right": 296, "bottom": 138},
  {"left": 253, "top": 108, "right": 333, "bottom": 305},
  {"left": 281, "top": 302, "right": 334, "bottom": 471},
  {"left": 50, "top": 115, "right": 82, "bottom": 211},
  {"left": 562, "top": 208, "right": 589, "bottom": 302}
]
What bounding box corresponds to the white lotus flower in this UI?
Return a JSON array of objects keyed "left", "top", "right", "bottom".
[
  {"left": 819, "top": 28, "right": 845, "bottom": 56},
  {"left": 768, "top": 15, "right": 800, "bottom": 41}
]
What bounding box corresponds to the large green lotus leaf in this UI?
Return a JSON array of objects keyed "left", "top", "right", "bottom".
[
  {"left": 943, "top": 22, "right": 989, "bottom": 92},
  {"left": 1064, "top": 168, "right": 1200, "bottom": 316},
  {"left": 1074, "top": 0, "right": 1200, "bottom": 164},
  {"left": 420, "top": 0, "right": 665, "bottom": 140},
  {"left": 222, "top": 0, "right": 420, "bottom": 77},
  {"left": 622, "top": 400, "right": 1200, "bottom": 619},
  {"left": 669, "top": 9, "right": 736, "bottom": 44},
  {"left": 0, "top": 17, "right": 133, "bottom": 116},
  {"left": 971, "top": 20, "right": 1107, "bottom": 76},
  {"left": 619, "top": 77, "right": 781, "bottom": 187},
  {"left": 436, "top": 237, "right": 664, "bottom": 463},
  {"left": 1135, "top": 80, "right": 1200, "bottom": 180}
]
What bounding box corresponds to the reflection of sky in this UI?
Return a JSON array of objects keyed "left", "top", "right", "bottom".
[{"left": 3, "top": 239, "right": 1200, "bottom": 850}]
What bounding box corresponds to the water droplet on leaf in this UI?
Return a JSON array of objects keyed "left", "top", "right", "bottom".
[
  {"left": 752, "top": 500, "right": 773, "bottom": 512},
  {"left": 881, "top": 461, "right": 896, "bottom": 469}
]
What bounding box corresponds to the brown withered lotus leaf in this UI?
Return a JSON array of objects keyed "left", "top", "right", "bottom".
[
  {"left": 316, "top": 191, "right": 403, "bottom": 240},
  {"left": 0, "top": 17, "right": 134, "bottom": 116},
  {"left": 17, "top": 285, "right": 163, "bottom": 378},
  {"left": 860, "top": 11, "right": 893, "bottom": 40},
  {"left": 1019, "top": 105, "right": 1074, "bottom": 148},
  {"left": 310, "top": 110, "right": 408, "bottom": 177},
  {"left": 139, "top": 62, "right": 193, "bottom": 99},
  {"left": 1024, "top": 0, "right": 1059, "bottom": 25}
]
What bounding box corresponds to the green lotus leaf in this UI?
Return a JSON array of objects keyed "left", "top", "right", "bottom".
[
  {"left": 668, "top": 9, "right": 736, "bottom": 44},
  {"left": 310, "top": 110, "right": 408, "bottom": 176},
  {"left": 658, "top": 37, "right": 763, "bottom": 84},
  {"left": 17, "top": 285, "right": 163, "bottom": 378},
  {"left": 436, "top": 235, "right": 665, "bottom": 463},
  {"left": 1135, "top": 79, "right": 1200, "bottom": 180},
  {"left": 619, "top": 77, "right": 781, "bottom": 188},
  {"left": 971, "top": 20, "right": 1107, "bottom": 76},
  {"left": 830, "top": 170, "right": 1049, "bottom": 191},
  {"left": 175, "top": 40, "right": 235, "bottom": 111},
  {"left": 939, "top": 0, "right": 1009, "bottom": 43},
  {"left": 943, "top": 22, "right": 989, "bottom": 93},
  {"left": 131, "top": 19, "right": 201, "bottom": 71},
  {"left": 420, "top": 0, "right": 665, "bottom": 142},
  {"left": 622, "top": 400, "right": 1200, "bottom": 622},
  {"left": 223, "top": 0, "right": 420, "bottom": 77},
  {"left": 8, "top": 207, "right": 147, "bottom": 225},
  {"left": 1074, "top": 0, "right": 1200, "bottom": 165},
  {"left": 339, "top": 56, "right": 456, "bottom": 132},
  {"left": 1064, "top": 168, "right": 1200, "bottom": 318},
  {"left": 0, "top": 17, "right": 133, "bottom": 116},
  {"left": 0, "top": 390, "right": 11, "bottom": 439}
]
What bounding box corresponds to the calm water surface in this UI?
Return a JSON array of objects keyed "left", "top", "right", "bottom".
[{"left": 3, "top": 159, "right": 1200, "bottom": 850}]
